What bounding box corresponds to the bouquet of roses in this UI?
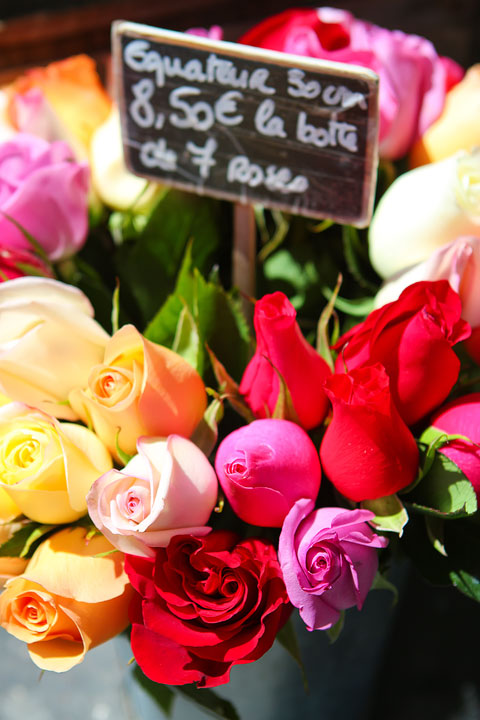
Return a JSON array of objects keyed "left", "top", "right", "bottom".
[{"left": 0, "top": 6, "right": 479, "bottom": 719}]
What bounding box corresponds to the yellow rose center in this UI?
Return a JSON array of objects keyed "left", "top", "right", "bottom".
[{"left": 0, "top": 422, "right": 59, "bottom": 486}]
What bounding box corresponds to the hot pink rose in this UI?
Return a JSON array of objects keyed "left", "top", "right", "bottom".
[
  {"left": 320, "top": 364, "right": 419, "bottom": 502},
  {"left": 278, "top": 498, "right": 388, "bottom": 631},
  {"left": 0, "top": 245, "right": 52, "bottom": 280},
  {"left": 0, "top": 133, "right": 89, "bottom": 260},
  {"left": 239, "top": 7, "right": 463, "bottom": 159},
  {"left": 214, "top": 418, "right": 321, "bottom": 527},
  {"left": 430, "top": 394, "right": 480, "bottom": 501},
  {"left": 239, "top": 292, "right": 331, "bottom": 430},
  {"left": 87, "top": 435, "right": 218, "bottom": 557}
]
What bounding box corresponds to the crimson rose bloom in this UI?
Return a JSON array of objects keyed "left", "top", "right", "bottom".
[
  {"left": 125, "top": 531, "right": 291, "bottom": 687},
  {"left": 320, "top": 364, "right": 419, "bottom": 501},
  {"left": 334, "top": 281, "right": 470, "bottom": 426},
  {"left": 239, "top": 291, "right": 331, "bottom": 429}
]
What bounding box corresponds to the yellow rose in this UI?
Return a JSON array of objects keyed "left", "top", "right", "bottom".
[
  {"left": 69, "top": 324, "right": 207, "bottom": 462},
  {"left": 0, "top": 527, "right": 133, "bottom": 671},
  {"left": 0, "top": 403, "right": 112, "bottom": 523},
  {"left": 0, "top": 277, "right": 109, "bottom": 420},
  {"left": 410, "top": 65, "right": 480, "bottom": 168}
]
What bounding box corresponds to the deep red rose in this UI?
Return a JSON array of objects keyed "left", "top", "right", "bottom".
[
  {"left": 0, "top": 245, "right": 52, "bottom": 281},
  {"left": 239, "top": 291, "right": 331, "bottom": 429},
  {"left": 334, "top": 281, "right": 470, "bottom": 426},
  {"left": 125, "top": 531, "right": 291, "bottom": 688},
  {"left": 319, "top": 364, "right": 419, "bottom": 501}
]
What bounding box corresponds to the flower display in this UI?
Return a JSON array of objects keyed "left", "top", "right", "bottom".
[
  {"left": 125, "top": 532, "right": 291, "bottom": 687},
  {"left": 279, "top": 499, "right": 388, "bottom": 630},
  {"left": 239, "top": 7, "right": 462, "bottom": 159},
  {"left": 87, "top": 435, "right": 218, "bottom": 556},
  {"left": 0, "top": 527, "right": 133, "bottom": 671},
  {"left": 69, "top": 324, "right": 207, "bottom": 460},
  {"left": 0, "top": 134, "right": 89, "bottom": 261},
  {"left": 215, "top": 418, "right": 321, "bottom": 526},
  {"left": 0, "top": 10, "right": 479, "bottom": 718},
  {"left": 239, "top": 291, "right": 331, "bottom": 429}
]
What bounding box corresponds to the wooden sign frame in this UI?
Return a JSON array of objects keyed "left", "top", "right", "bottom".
[{"left": 112, "top": 21, "right": 379, "bottom": 227}]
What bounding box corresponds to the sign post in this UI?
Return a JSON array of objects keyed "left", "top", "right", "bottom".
[{"left": 112, "top": 21, "right": 379, "bottom": 298}]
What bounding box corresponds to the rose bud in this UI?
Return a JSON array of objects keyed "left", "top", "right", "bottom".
[
  {"left": 430, "top": 394, "right": 480, "bottom": 501},
  {"left": 320, "top": 364, "right": 419, "bottom": 502},
  {"left": 278, "top": 499, "right": 388, "bottom": 631},
  {"left": 215, "top": 418, "right": 321, "bottom": 527},
  {"left": 334, "top": 280, "right": 470, "bottom": 426},
  {"left": 0, "top": 527, "right": 133, "bottom": 672},
  {"left": 87, "top": 435, "right": 218, "bottom": 557},
  {"left": 69, "top": 324, "right": 207, "bottom": 462},
  {"left": 239, "top": 292, "right": 331, "bottom": 430}
]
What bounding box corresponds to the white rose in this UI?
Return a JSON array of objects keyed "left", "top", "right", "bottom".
[{"left": 369, "top": 150, "right": 480, "bottom": 278}]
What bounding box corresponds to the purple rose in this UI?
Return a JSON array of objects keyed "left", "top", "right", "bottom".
[
  {"left": 0, "top": 133, "right": 89, "bottom": 261},
  {"left": 278, "top": 499, "right": 388, "bottom": 630}
]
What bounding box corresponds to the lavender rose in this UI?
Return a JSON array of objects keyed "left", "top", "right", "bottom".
[{"left": 278, "top": 499, "right": 388, "bottom": 630}]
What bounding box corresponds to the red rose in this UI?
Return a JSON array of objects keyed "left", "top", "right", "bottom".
[
  {"left": 320, "top": 364, "right": 419, "bottom": 501},
  {"left": 125, "top": 531, "right": 291, "bottom": 688},
  {"left": 334, "top": 281, "right": 470, "bottom": 425},
  {"left": 239, "top": 291, "right": 331, "bottom": 429},
  {"left": 0, "top": 245, "right": 52, "bottom": 281}
]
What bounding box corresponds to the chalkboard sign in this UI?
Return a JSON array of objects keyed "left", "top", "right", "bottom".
[{"left": 113, "top": 21, "right": 379, "bottom": 227}]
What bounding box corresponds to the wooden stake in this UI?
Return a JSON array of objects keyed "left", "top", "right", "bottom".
[{"left": 232, "top": 202, "right": 256, "bottom": 320}]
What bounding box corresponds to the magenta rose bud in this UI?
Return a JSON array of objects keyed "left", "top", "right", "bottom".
[
  {"left": 278, "top": 498, "right": 388, "bottom": 631},
  {"left": 239, "top": 292, "right": 331, "bottom": 430},
  {"left": 320, "top": 364, "right": 419, "bottom": 501},
  {"left": 214, "top": 418, "right": 321, "bottom": 527},
  {"left": 430, "top": 393, "right": 480, "bottom": 501}
]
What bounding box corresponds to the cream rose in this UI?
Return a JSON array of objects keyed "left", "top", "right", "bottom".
[
  {"left": 369, "top": 150, "right": 480, "bottom": 278},
  {"left": 87, "top": 435, "right": 218, "bottom": 557},
  {"left": 69, "top": 324, "right": 207, "bottom": 461},
  {"left": 0, "top": 277, "right": 109, "bottom": 420},
  {"left": 0, "top": 403, "right": 112, "bottom": 523},
  {"left": 0, "top": 527, "right": 133, "bottom": 671}
]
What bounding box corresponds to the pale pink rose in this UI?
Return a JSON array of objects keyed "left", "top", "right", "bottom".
[
  {"left": 278, "top": 499, "right": 388, "bottom": 631},
  {"left": 239, "top": 7, "right": 463, "bottom": 159},
  {"left": 214, "top": 418, "right": 321, "bottom": 527},
  {"left": 87, "top": 435, "right": 218, "bottom": 557},
  {"left": 186, "top": 26, "right": 223, "bottom": 41},
  {"left": 374, "top": 237, "right": 480, "bottom": 329},
  {"left": 0, "top": 133, "right": 89, "bottom": 261}
]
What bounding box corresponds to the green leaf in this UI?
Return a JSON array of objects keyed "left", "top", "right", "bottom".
[
  {"left": 342, "top": 225, "right": 379, "bottom": 293},
  {"left": 276, "top": 617, "right": 308, "bottom": 691},
  {"left": 361, "top": 494, "right": 409, "bottom": 536},
  {"left": 206, "top": 346, "right": 254, "bottom": 423},
  {"left": 370, "top": 571, "right": 399, "bottom": 604},
  {"left": 449, "top": 570, "right": 480, "bottom": 603},
  {"left": 1, "top": 212, "right": 49, "bottom": 262},
  {"left": 316, "top": 274, "right": 342, "bottom": 371},
  {"left": 257, "top": 209, "right": 290, "bottom": 262},
  {"left": 267, "top": 360, "right": 300, "bottom": 424},
  {"left": 407, "top": 452, "right": 477, "bottom": 519},
  {"left": 320, "top": 289, "right": 374, "bottom": 317},
  {"left": 0, "top": 522, "right": 55, "bottom": 559},
  {"left": 171, "top": 303, "right": 201, "bottom": 371},
  {"left": 132, "top": 666, "right": 175, "bottom": 717},
  {"left": 326, "top": 610, "right": 344, "bottom": 644},
  {"left": 175, "top": 685, "right": 240, "bottom": 720},
  {"left": 425, "top": 515, "right": 448, "bottom": 557},
  {"left": 115, "top": 429, "right": 134, "bottom": 467},
  {"left": 111, "top": 280, "right": 120, "bottom": 334},
  {"left": 190, "top": 396, "right": 224, "bottom": 457}
]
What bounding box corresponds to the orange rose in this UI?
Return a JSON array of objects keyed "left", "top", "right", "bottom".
[
  {"left": 410, "top": 65, "right": 480, "bottom": 168},
  {"left": 6, "top": 55, "right": 111, "bottom": 157},
  {"left": 69, "top": 325, "right": 207, "bottom": 461},
  {"left": 0, "top": 527, "right": 133, "bottom": 671}
]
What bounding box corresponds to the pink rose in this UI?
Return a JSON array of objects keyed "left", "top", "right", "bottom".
[
  {"left": 186, "top": 26, "right": 223, "bottom": 41},
  {"left": 239, "top": 7, "right": 463, "bottom": 159},
  {"left": 87, "top": 435, "right": 218, "bottom": 557},
  {"left": 239, "top": 292, "right": 331, "bottom": 430},
  {"left": 214, "top": 418, "right": 321, "bottom": 527},
  {"left": 0, "top": 133, "right": 89, "bottom": 260},
  {"left": 430, "top": 394, "right": 480, "bottom": 501},
  {"left": 278, "top": 498, "right": 388, "bottom": 631}
]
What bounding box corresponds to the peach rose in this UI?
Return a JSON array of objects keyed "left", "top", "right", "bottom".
[
  {"left": 0, "top": 277, "right": 109, "bottom": 420},
  {"left": 0, "top": 403, "right": 112, "bottom": 524},
  {"left": 69, "top": 325, "right": 207, "bottom": 461},
  {"left": 87, "top": 435, "right": 218, "bottom": 557},
  {"left": 0, "top": 527, "right": 133, "bottom": 671},
  {"left": 6, "top": 55, "right": 112, "bottom": 158},
  {"left": 410, "top": 65, "right": 480, "bottom": 168}
]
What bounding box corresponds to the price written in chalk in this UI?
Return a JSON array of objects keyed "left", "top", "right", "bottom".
[{"left": 113, "top": 22, "right": 379, "bottom": 226}]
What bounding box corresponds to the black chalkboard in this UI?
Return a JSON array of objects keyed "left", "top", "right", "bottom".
[{"left": 113, "top": 22, "right": 379, "bottom": 227}]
